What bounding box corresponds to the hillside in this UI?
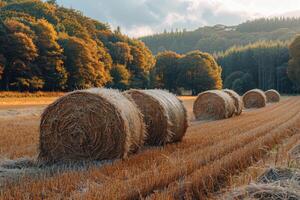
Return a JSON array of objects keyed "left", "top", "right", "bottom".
[
  {"left": 0, "top": 0, "right": 154, "bottom": 91},
  {"left": 141, "top": 18, "right": 300, "bottom": 54}
]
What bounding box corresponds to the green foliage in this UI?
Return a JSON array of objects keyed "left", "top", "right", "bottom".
[
  {"left": 152, "top": 51, "right": 182, "bottom": 91},
  {"left": 0, "top": 54, "right": 5, "bottom": 80},
  {"left": 177, "top": 51, "right": 222, "bottom": 94},
  {"left": 217, "top": 41, "right": 293, "bottom": 93},
  {"left": 58, "top": 36, "right": 109, "bottom": 90},
  {"left": 32, "top": 19, "right": 67, "bottom": 90},
  {"left": 109, "top": 64, "right": 131, "bottom": 90},
  {"left": 224, "top": 71, "right": 244, "bottom": 89},
  {"left": 141, "top": 18, "right": 300, "bottom": 54},
  {"left": 151, "top": 50, "right": 222, "bottom": 94},
  {"left": 237, "top": 18, "right": 300, "bottom": 33},
  {"left": 288, "top": 35, "right": 300, "bottom": 89}
]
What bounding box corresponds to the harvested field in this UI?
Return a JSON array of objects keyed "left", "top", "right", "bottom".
[{"left": 0, "top": 96, "right": 300, "bottom": 199}]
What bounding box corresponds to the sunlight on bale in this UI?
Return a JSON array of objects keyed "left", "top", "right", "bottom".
[
  {"left": 193, "top": 90, "right": 235, "bottom": 121},
  {"left": 243, "top": 89, "right": 267, "bottom": 109},
  {"left": 38, "top": 88, "right": 146, "bottom": 163},
  {"left": 124, "top": 89, "right": 188, "bottom": 146},
  {"left": 265, "top": 89, "right": 281, "bottom": 103},
  {"left": 223, "top": 89, "right": 243, "bottom": 115}
]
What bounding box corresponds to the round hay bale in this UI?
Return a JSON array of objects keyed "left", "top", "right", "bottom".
[
  {"left": 265, "top": 89, "right": 280, "bottom": 103},
  {"left": 223, "top": 89, "right": 243, "bottom": 115},
  {"left": 193, "top": 90, "right": 235, "bottom": 121},
  {"left": 242, "top": 89, "right": 267, "bottom": 109},
  {"left": 39, "top": 88, "right": 145, "bottom": 163},
  {"left": 124, "top": 89, "right": 188, "bottom": 146}
]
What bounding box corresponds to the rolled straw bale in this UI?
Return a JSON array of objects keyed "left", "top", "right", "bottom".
[
  {"left": 193, "top": 90, "right": 235, "bottom": 120},
  {"left": 265, "top": 89, "right": 280, "bottom": 103},
  {"left": 124, "top": 89, "right": 188, "bottom": 146},
  {"left": 223, "top": 89, "right": 243, "bottom": 115},
  {"left": 243, "top": 89, "right": 267, "bottom": 109},
  {"left": 39, "top": 88, "right": 145, "bottom": 163}
]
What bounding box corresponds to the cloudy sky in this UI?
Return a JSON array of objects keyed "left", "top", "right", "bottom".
[{"left": 57, "top": 0, "right": 300, "bottom": 37}]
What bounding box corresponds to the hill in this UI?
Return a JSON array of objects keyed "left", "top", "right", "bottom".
[
  {"left": 141, "top": 18, "right": 300, "bottom": 54},
  {"left": 0, "top": 0, "right": 154, "bottom": 91}
]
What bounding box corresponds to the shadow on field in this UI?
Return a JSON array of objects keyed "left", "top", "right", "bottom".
[{"left": 0, "top": 157, "right": 114, "bottom": 188}]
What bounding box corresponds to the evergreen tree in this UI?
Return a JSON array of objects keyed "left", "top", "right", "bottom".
[{"left": 288, "top": 35, "right": 300, "bottom": 89}]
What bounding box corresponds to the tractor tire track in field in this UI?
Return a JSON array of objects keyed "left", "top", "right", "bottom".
[
  {"left": 79, "top": 98, "right": 300, "bottom": 200},
  {"left": 1, "top": 97, "right": 300, "bottom": 200}
]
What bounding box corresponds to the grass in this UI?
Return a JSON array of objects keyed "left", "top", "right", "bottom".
[
  {"left": 0, "top": 91, "right": 64, "bottom": 98},
  {"left": 0, "top": 96, "right": 300, "bottom": 199}
]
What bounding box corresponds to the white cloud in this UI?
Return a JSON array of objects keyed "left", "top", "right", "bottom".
[{"left": 58, "top": 0, "right": 300, "bottom": 37}]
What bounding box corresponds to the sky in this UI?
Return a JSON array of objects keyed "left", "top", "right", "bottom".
[{"left": 57, "top": 0, "right": 300, "bottom": 37}]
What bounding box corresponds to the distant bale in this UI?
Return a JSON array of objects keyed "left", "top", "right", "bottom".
[
  {"left": 243, "top": 89, "right": 267, "bottom": 109},
  {"left": 193, "top": 90, "right": 235, "bottom": 120},
  {"left": 265, "top": 89, "right": 280, "bottom": 103},
  {"left": 39, "top": 88, "right": 145, "bottom": 163},
  {"left": 124, "top": 89, "right": 188, "bottom": 146},
  {"left": 223, "top": 89, "right": 243, "bottom": 115}
]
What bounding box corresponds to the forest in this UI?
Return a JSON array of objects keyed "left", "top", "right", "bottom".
[
  {"left": 0, "top": 0, "right": 156, "bottom": 91},
  {"left": 141, "top": 18, "right": 300, "bottom": 55},
  {"left": 0, "top": 0, "right": 299, "bottom": 94}
]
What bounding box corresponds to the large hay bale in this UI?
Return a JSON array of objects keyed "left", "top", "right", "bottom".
[
  {"left": 223, "top": 89, "right": 243, "bottom": 115},
  {"left": 265, "top": 89, "right": 280, "bottom": 103},
  {"left": 39, "top": 88, "right": 145, "bottom": 163},
  {"left": 193, "top": 90, "right": 235, "bottom": 120},
  {"left": 124, "top": 89, "right": 188, "bottom": 146},
  {"left": 243, "top": 89, "right": 267, "bottom": 109}
]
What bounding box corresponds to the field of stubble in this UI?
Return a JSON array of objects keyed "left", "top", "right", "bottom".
[{"left": 0, "top": 96, "right": 300, "bottom": 199}]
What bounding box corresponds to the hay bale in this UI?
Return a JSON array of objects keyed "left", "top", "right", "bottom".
[
  {"left": 265, "top": 89, "right": 280, "bottom": 103},
  {"left": 124, "top": 89, "right": 188, "bottom": 146},
  {"left": 39, "top": 88, "right": 146, "bottom": 163},
  {"left": 243, "top": 89, "right": 267, "bottom": 109},
  {"left": 223, "top": 89, "right": 243, "bottom": 115},
  {"left": 193, "top": 90, "right": 235, "bottom": 120}
]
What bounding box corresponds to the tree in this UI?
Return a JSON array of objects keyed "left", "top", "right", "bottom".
[
  {"left": 3, "top": 28, "right": 39, "bottom": 90},
  {"left": 128, "top": 42, "right": 155, "bottom": 88},
  {"left": 0, "top": 0, "right": 155, "bottom": 91},
  {"left": 109, "top": 42, "right": 132, "bottom": 65},
  {"left": 224, "top": 71, "right": 245, "bottom": 89},
  {"left": 152, "top": 51, "right": 182, "bottom": 91},
  {"left": 2, "top": 0, "right": 59, "bottom": 24},
  {"left": 218, "top": 40, "right": 290, "bottom": 93},
  {"left": 177, "top": 50, "right": 222, "bottom": 95},
  {"left": 0, "top": 54, "right": 6, "bottom": 80},
  {"left": 288, "top": 35, "right": 300, "bottom": 89},
  {"left": 232, "top": 79, "right": 244, "bottom": 94},
  {"left": 59, "top": 36, "right": 110, "bottom": 90},
  {"left": 46, "top": 0, "right": 58, "bottom": 6},
  {"left": 32, "top": 19, "right": 67, "bottom": 90},
  {"left": 109, "top": 64, "right": 131, "bottom": 90}
]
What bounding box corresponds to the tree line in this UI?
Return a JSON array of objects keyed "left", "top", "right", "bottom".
[
  {"left": 0, "top": 0, "right": 223, "bottom": 93},
  {"left": 141, "top": 18, "right": 300, "bottom": 55},
  {"left": 0, "top": 0, "right": 299, "bottom": 95},
  {"left": 0, "top": 0, "right": 155, "bottom": 91},
  {"left": 217, "top": 40, "right": 300, "bottom": 94}
]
